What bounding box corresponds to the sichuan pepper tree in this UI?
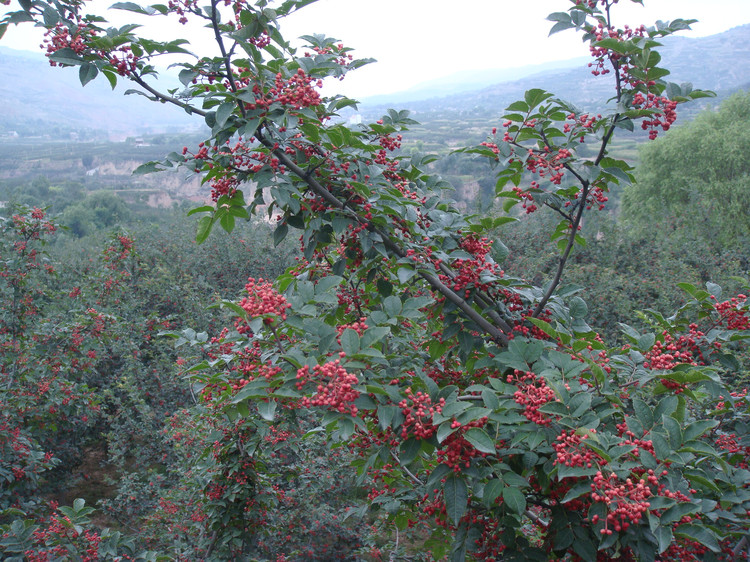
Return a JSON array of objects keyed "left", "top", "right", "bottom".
[{"left": 2, "top": 0, "right": 749, "bottom": 560}]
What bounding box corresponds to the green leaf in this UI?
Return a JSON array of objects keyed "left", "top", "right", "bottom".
[
  {"left": 273, "top": 222, "right": 288, "bottom": 246},
  {"left": 483, "top": 478, "right": 503, "bottom": 507},
  {"left": 561, "top": 480, "right": 591, "bottom": 504},
  {"left": 571, "top": 534, "right": 597, "bottom": 561},
  {"left": 187, "top": 205, "right": 214, "bottom": 216},
  {"left": 661, "top": 502, "right": 699, "bottom": 525},
  {"left": 376, "top": 278, "right": 392, "bottom": 296},
  {"left": 377, "top": 404, "right": 398, "bottom": 431},
  {"left": 569, "top": 297, "right": 588, "bottom": 319},
  {"left": 397, "top": 266, "right": 417, "bottom": 283},
  {"left": 111, "top": 2, "right": 154, "bottom": 15},
  {"left": 101, "top": 68, "right": 118, "bottom": 89},
  {"left": 219, "top": 211, "right": 235, "bottom": 233},
  {"left": 549, "top": 20, "right": 575, "bottom": 35},
  {"left": 444, "top": 475, "right": 468, "bottom": 525},
  {"left": 547, "top": 11, "right": 571, "bottom": 23},
  {"left": 215, "top": 101, "right": 235, "bottom": 128},
  {"left": 633, "top": 398, "right": 654, "bottom": 429},
  {"left": 361, "top": 326, "right": 390, "bottom": 348},
  {"left": 79, "top": 63, "right": 98, "bottom": 86},
  {"left": 400, "top": 437, "right": 421, "bottom": 464},
  {"left": 49, "top": 47, "right": 84, "bottom": 66},
  {"left": 661, "top": 414, "right": 683, "bottom": 449},
  {"left": 656, "top": 525, "right": 673, "bottom": 554},
  {"left": 179, "top": 68, "right": 198, "bottom": 86},
  {"left": 502, "top": 487, "right": 526, "bottom": 515},
  {"left": 257, "top": 400, "right": 277, "bottom": 421},
  {"left": 506, "top": 100, "right": 530, "bottom": 113},
  {"left": 196, "top": 215, "right": 213, "bottom": 244},
  {"left": 132, "top": 161, "right": 163, "bottom": 174},
  {"left": 683, "top": 420, "right": 718, "bottom": 441},
  {"left": 463, "top": 428, "right": 496, "bottom": 454},
  {"left": 340, "top": 329, "right": 360, "bottom": 356},
  {"left": 383, "top": 295, "right": 402, "bottom": 317},
  {"left": 674, "top": 524, "right": 720, "bottom": 553},
  {"left": 524, "top": 88, "right": 553, "bottom": 109}
]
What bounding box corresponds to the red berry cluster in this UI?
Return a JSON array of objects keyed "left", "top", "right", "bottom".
[
  {"left": 615, "top": 420, "right": 656, "bottom": 460},
  {"left": 643, "top": 324, "right": 706, "bottom": 371},
  {"left": 336, "top": 318, "right": 368, "bottom": 345},
  {"left": 23, "top": 512, "right": 103, "bottom": 561},
  {"left": 554, "top": 429, "right": 603, "bottom": 468},
  {"left": 167, "top": 0, "right": 198, "bottom": 24},
  {"left": 524, "top": 146, "right": 571, "bottom": 185},
  {"left": 588, "top": 23, "right": 647, "bottom": 76},
  {"left": 512, "top": 182, "right": 538, "bottom": 213},
  {"left": 43, "top": 21, "right": 139, "bottom": 76},
  {"left": 248, "top": 30, "right": 271, "bottom": 48},
  {"left": 584, "top": 18, "right": 684, "bottom": 140},
  {"left": 237, "top": 277, "right": 290, "bottom": 329},
  {"left": 244, "top": 69, "right": 323, "bottom": 111},
  {"left": 436, "top": 418, "right": 491, "bottom": 471},
  {"left": 304, "top": 43, "right": 354, "bottom": 67},
  {"left": 102, "top": 235, "right": 134, "bottom": 266},
  {"left": 297, "top": 356, "right": 360, "bottom": 415},
  {"left": 184, "top": 139, "right": 289, "bottom": 199},
  {"left": 510, "top": 369, "right": 557, "bottom": 426},
  {"left": 11, "top": 209, "right": 56, "bottom": 240},
  {"left": 438, "top": 234, "right": 503, "bottom": 298},
  {"left": 589, "top": 471, "right": 652, "bottom": 534},
  {"left": 42, "top": 22, "right": 92, "bottom": 60},
  {"left": 713, "top": 294, "right": 749, "bottom": 330},
  {"left": 632, "top": 92, "right": 678, "bottom": 140},
  {"left": 398, "top": 388, "right": 444, "bottom": 440}
]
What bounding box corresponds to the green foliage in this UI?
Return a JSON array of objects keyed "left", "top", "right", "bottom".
[
  {"left": 59, "top": 191, "right": 131, "bottom": 237},
  {"left": 622, "top": 91, "right": 750, "bottom": 248},
  {"left": 1, "top": 1, "right": 748, "bottom": 561}
]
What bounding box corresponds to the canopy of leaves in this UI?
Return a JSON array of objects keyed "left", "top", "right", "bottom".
[{"left": 622, "top": 91, "right": 750, "bottom": 248}]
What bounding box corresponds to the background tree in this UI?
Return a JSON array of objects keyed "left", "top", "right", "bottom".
[{"left": 622, "top": 91, "right": 750, "bottom": 250}]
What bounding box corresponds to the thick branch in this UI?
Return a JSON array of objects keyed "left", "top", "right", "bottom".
[
  {"left": 256, "top": 132, "right": 509, "bottom": 345},
  {"left": 594, "top": 115, "right": 619, "bottom": 165},
  {"left": 389, "top": 450, "right": 424, "bottom": 486},
  {"left": 532, "top": 181, "right": 589, "bottom": 317},
  {"left": 131, "top": 74, "right": 207, "bottom": 117},
  {"left": 209, "top": 0, "right": 246, "bottom": 119}
]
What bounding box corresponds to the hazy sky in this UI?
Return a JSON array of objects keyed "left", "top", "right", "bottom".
[{"left": 2, "top": 0, "right": 749, "bottom": 98}]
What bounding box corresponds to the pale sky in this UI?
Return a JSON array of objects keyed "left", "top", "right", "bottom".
[{"left": 2, "top": 0, "right": 749, "bottom": 98}]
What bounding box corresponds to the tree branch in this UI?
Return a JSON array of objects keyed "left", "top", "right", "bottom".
[
  {"left": 532, "top": 181, "right": 589, "bottom": 317},
  {"left": 130, "top": 74, "right": 207, "bottom": 117},
  {"left": 256, "top": 131, "right": 510, "bottom": 345}
]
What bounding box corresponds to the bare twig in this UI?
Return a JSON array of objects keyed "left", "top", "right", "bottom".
[{"left": 389, "top": 450, "right": 424, "bottom": 486}]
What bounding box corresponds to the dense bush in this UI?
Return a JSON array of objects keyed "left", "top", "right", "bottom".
[
  {"left": 1, "top": 0, "right": 748, "bottom": 561},
  {"left": 621, "top": 91, "right": 750, "bottom": 250}
]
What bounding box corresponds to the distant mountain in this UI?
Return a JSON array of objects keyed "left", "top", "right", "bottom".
[
  {"left": 359, "top": 24, "right": 750, "bottom": 118},
  {"left": 0, "top": 47, "right": 192, "bottom": 139},
  {"left": 1, "top": 23, "right": 748, "bottom": 138},
  {"left": 360, "top": 57, "right": 590, "bottom": 106}
]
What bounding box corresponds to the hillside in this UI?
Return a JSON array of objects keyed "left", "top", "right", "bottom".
[
  {"left": 0, "top": 47, "right": 193, "bottom": 139},
  {"left": 360, "top": 23, "right": 750, "bottom": 119}
]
